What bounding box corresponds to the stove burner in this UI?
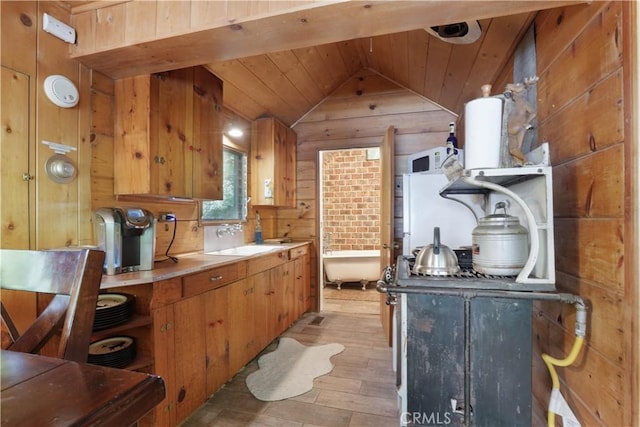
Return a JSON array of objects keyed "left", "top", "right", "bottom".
[
  {"left": 403, "top": 256, "right": 516, "bottom": 280},
  {"left": 412, "top": 268, "right": 516, "bottom": 280}
]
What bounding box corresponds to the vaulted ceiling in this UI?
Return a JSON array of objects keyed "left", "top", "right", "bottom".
[
  {"left": 206, "top": 12, "right": 534, "bottom": 126},
  {"left": 62, "top": 1, "right": 582, "bottom": 128}
]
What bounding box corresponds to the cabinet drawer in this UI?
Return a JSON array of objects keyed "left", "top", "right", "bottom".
[
  {"left": 183, "top": 264, "right": 244, "bottom": 297},
  {"left": 246, "top": 251, "right": 287, "bottom": 276},
  {"left": 289, "top": 245, "right": 309, "bottom": 259}
]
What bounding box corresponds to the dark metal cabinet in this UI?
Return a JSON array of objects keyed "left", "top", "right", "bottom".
[{"left": 406, "top": 294, "right": 532, "bottom": 426}]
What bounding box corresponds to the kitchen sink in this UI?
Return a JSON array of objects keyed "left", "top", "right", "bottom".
[{"left": 205, "top": 245, "right": 283, "bottom": 256}]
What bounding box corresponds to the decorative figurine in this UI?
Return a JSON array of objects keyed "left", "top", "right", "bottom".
[{"left": 505, "top": 76, "right": 539, "bottom": 165}]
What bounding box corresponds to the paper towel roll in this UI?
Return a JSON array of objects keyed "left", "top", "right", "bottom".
[{"left": 464, "top": 97, "right": 503, "bottom": 169}]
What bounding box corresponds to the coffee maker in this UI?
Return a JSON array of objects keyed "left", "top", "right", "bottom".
[{"left": 94, "top": 207, "right": 156, "bottom": 275}]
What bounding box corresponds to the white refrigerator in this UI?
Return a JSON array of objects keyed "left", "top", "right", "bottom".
[{"left": 402, "top": 172, "right": 481, "bottom": 255}]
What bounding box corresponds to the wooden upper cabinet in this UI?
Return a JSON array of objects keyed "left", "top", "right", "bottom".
[
  {"left": 250, "top": 117, "right": 297, "bottom": 207},
  {"left": 114, "top": 66, "right": 223, "bottom": 200}
]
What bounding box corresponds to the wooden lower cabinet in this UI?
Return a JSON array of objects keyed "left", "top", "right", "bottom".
[
  {"left": 152, "top": 304, "right": 177, "bottom": 426},
  {"left": 204, "top": 284, "right": 231, "bottom": 395},
  {"left": 253, "top": 269, "right": 272, "bottom": 351},
  {"left": 293, "top": 254, "right": 310, "bottom": 319},
  {"left": 121, "top": 244, "right": 311, "bottom": 426},
  {"left": 173, "top": 297, "right": 208, "bottom": 422},
  {"left": 152, "top": 296, "right": 208, "bottom": 426},
  {"left": 228, "top": 277, "right": 257, "bottom": 374}
]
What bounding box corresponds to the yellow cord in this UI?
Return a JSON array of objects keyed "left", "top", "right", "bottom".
[{"left": 541, "top": 337, "right": 585, "bottom": 427}]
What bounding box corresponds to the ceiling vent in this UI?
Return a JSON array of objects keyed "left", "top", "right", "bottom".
[{"left": 425, "top": 21, "right": 482, "bottom": 44}]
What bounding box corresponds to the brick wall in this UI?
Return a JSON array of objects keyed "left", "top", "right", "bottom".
[{"left": 322, "top": 149, "right": 380, "bottom": 251}]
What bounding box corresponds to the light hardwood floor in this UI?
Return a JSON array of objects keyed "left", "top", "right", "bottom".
[{"left": 181, "top": 293, "right": 397, "bottom": 426}]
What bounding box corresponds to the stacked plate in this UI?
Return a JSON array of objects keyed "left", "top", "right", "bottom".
[
  {"left": 88, "top": 336, "right": 136, "bottom": 368},
  {"left": 93, "top": 293, "right": 135, "bottom": 331}
]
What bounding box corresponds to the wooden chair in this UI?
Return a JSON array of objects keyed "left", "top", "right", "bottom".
[{"left": 0, "top": 249, "right": 105, "bottom": 362}]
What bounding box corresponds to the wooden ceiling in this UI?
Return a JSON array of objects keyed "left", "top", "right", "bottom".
[
  {"left": 207, "top": 12, "right": 534, "bottom": 126},
  {"left": 60, "top": 1, "right": 577, "bottom": 127}
]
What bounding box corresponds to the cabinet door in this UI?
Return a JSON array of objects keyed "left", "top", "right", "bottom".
[
  {"left": 406, "top": 294, "right": 464, "bottom": 423},
  {"left": 192, "top": 66, "right": 223, "bottom": 200},
  {"left": 152, "top": 306, "right": 177, "bottom": 427},
  {"left": 114, "top": 66, "right": 223, "bottom": 199},
  {"left": 228, "top": 277, "right": 256, "bottom": 373},
  {"left": 204, "top": 285, "right": 230, "bottom": 395},
  {"left": 250, "top": 118, "right": 297, "bottom": 207},
  {"left": 470, "top": 298, "right": 532, "bottom": 426},
  {"left": 173, "top": 296, "right": 207, "bottom": 424},
  {"left": 151, "top": 68, "right": 192, "bottom": 197},
  {"left": 253, "top": 270, "right": 272, "bottom": 351},
  {"left": 293, "top": 256, "right": 307, "bottom": 319}
]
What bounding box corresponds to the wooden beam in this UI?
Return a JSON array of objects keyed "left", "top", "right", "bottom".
[{"left": 70, "top": 0, "right": 586, "bottom": 79}]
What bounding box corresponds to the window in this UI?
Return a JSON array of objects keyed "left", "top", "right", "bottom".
[{"left": 201, "top": 146, "right": 247, "bottom": 222}]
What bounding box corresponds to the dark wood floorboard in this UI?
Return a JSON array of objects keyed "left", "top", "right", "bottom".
[{"left": 181, "top": 296, "right": 397, "bottom": 427}]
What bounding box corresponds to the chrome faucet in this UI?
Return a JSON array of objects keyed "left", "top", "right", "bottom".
[{"left": 216, "top": 223, "right": 243, "bottom": 238}]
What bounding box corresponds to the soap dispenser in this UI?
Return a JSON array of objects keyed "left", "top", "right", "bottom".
[{"left": 255, "top": 211, "right": 263, "bottom": 244}]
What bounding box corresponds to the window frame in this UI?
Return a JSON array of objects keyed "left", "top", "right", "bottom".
[{"left": 200, "top": 143, "right": 248, "bottom": 224}]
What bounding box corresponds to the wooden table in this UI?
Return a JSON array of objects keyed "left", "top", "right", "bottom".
[{"left": 0, "top": 349, "right": 165, "bottom": 426}]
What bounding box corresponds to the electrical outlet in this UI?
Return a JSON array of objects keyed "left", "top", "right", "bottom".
[
  {"left": 159, "top": 212, "right": 176, "bottom": 222},
  {"left": 43, "top": 13, "right": 76, "bottom": 44}
]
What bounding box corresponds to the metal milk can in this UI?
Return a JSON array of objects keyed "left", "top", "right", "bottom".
[{"left": 472, "top": 201, "right": 529, "bottom": 276}]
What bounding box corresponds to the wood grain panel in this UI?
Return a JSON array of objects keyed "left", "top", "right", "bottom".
[
  {"left": 315, "top": 43, "right": 351, "bottom": 86},
  {"left": 36, "top": 1, "right": 81, "bottom": 249},
  {"left": 124, "top": 1, "right": 157, "bottom": 44},
  {"left": 209, "top": 59, "right": 300, "bottom": 125},
  {"left": 78, "top": 65, "right": 94, "bottom": 246},
  {"left": 535, "top": 2, "right": 609, "bottom": 74},
  {"left": 1, "top": 67, "right": 31, "bottom": 249},
  {"left": 336, "top": 39, "right": 365, "bottom": 78},
  {"left": 90, "top": 134, "right": 114, "bottom": 179},
  {"left": 301, "top": 92, "right": 443, "bottom": 122},
  {"left": 1, "top": 1, "right": 37, "bottom": 75},
  {"left": 114, "top": 75, "right": 152, "bottom": 194},
  {"left": 295, "top": 110, "right": 454, "bottom": 141},
  {"left": 91, "top": 69, "right": 114, "bottom": 96},
  {"left": 537, "top": 2, "right": 623, "bottom": 121},
  {"left": 190, "top": 1, "right": 227, "bottom": 29},
  {"left": 240, "top": 55, "right": 313, "bottom": 116},
  {"left": 553, "top": 144, "right": 624, "bottom": 218},
  {"left": 405, "top": 30, "right": 429, "bottom": 95},
  {"left": 156, "top": 1, "right": 191, "bottom": 36},
  {"left": 95, "top": 3, "right": 126, "bottom": 48},
  {"left": 265, "top": 50, "right": 323, "bottom": 105},
  {"left": 90, "top": 89, "right": 114, "bottom": 137},
  {"left": 539, "top": 69, "right": 624, "bottom": 164},
  {"left": 554, "top": 218, "right": 623, "bottom": 292},
  {"left": 291, "top": 45, "right": 340, "bottom": 96},
  {"left": 423, "top": 38, "right": 451, "bottom": 106}
]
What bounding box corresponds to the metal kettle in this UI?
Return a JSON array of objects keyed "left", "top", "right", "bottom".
[
  {"left": 472, "top": 201, "right": 529, "bottom": 276},
  {"left": 413, "top": 227, "right": 460, "bottom": 276}
]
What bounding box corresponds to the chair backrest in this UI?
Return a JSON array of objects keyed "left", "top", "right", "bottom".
[{"left": 0, "top": 249, "right": 105, "bottom": 362}]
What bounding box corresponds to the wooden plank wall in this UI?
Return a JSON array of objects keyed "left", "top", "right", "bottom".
[
  {"left": 1, "top": 1, "right": 86, "bottom": 250},
  {"left": 527, "top": 2, "right": 636, "bottom": 426},
  {"left": 286, "top": 68, "right": 456, "bottom": 309}
]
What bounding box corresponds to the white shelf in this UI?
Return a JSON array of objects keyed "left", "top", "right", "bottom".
[{"left": 440, "top": 161, "right": 555, "bottom": 289}]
